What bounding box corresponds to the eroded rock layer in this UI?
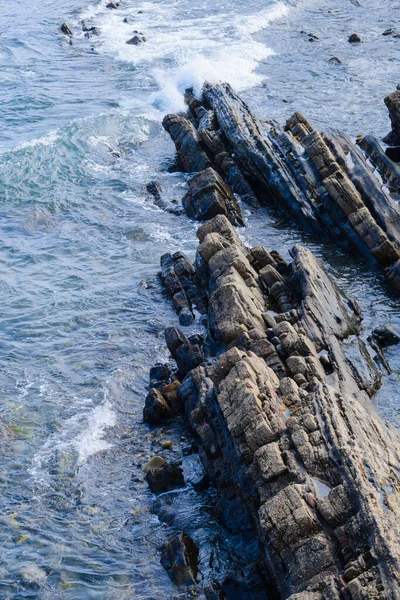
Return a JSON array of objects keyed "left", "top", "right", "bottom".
[
  {"left": 158, "top": 215, "right": 400, "bottom": 599},
  {"left": 163, "top": 83, "right": 400, "bottom": 291}
]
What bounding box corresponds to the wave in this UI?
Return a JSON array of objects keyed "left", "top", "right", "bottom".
[{"left": 79, "top": 0, "right": 292, "bottom": 113}]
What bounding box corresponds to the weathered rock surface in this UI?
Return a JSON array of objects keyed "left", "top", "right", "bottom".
[
  {"left": 183, "top": 167, "right": 244, "bottom": 226},
  {"left": 157, "top": 215, "right": 400, "bottom": 599},
  {"left": 161, "top": 532, "right": 199, "bottom": 587},
  {"left": 163, "top": 83, "right": 400, "bottom": 292}
]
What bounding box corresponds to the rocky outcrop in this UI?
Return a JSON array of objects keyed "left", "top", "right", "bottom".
[
  {"left": 155, "top": 215, "right": 400, "bottom": 599},
  {"left": 163, "top": 83, "right": 400, "bottom": 292}
]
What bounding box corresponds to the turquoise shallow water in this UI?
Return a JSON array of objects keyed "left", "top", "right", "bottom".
[{"left": 0, "top": 0, "right": 399, "bottom": 597}]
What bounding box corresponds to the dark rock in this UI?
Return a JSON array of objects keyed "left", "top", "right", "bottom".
[
  {"left": 149, "top": 363, "right": 171, "bottom": 384},
  {"left": 175, "top": 339, "right": 204, "bottom": 378},
  {"left": 371, "top": 325, "right": 400, "bottom": 347},
  {"left": 183, "top": 167, "right": 244, "bottom": 226},
  {"left": 178, "top": 307, "right": 195, "bottom": 326},
  {"left": 162, "top": 114, "right": 210, "bottom": 173},
  {"left": 143, "top": 388, "right": 172, "bottom": 424},
  {"left": 161, "top": 532, "right": 199, "bottom": 587},
  {"left": 146, "top": 180, "right": 164, "bottom": 208},
  {"left": 386, "top": 146, "right": 400, "bottom": 163},
  {"left": 384, "top": 89, "right": 400, "bottom": 146},
  {"left": 146, "top": 463, "right": 185, "bottom": 494},
  {"left": 60, "top": 23, "right": 72, "bottom": 36},
  {"left": 192, "top": 473, "right": 209, "bottom": 491},
  {"left": 348, "top": 33, "right": 361, "bottom": 43},
  {"left": 382, "top": 28, "right": 397, "bottom": 36},
  {"left": 328, "top": 56, "right": 342, "bottom": 64},
  {"left": 106, "top": 2, "right": 119, "bottom": 8},
  {"left": 165, "top": 326, "right": 186, "bottom": 359},
  {"left": 126, "top": 34, "right": 146, "bottom": 45}
]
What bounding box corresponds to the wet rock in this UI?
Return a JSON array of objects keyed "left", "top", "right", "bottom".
[
  {"left": 382, "top": 28, "right": 397, "bottom": 36},
  {"left": 146, "top": 463, "right": 185, "bottom": 494},
  {"left": 328, "top": 56, "right": 342, "bottom": 64},
  {"left": 161, "top": 532, "right": 199, "bottom": 587},
  {"left": 371, "top": 325, "right": 400, "bottom": 347},
  {"left": 60, "top": 23, "right": 72, "bottom": 36},
  {"left": 146, "top": 180, "right": 164, "bottom": 209},
  {"left": 162, "top": 381, "right": 183, "bottom": 413},
  {"left": 106, "top": 2, "right": 119, "bottom": 8},
  {"left": 149, "top": 363, "right": 171, "bottom": 386},
  {"left": 143, "top": 456, "right": 167, "bottom": 473},
  {"left": 143, "top": 388, "right": 172, "bottom": 424},
  {"left": 162, "top": 114, "right": 210, "bottom": 173},
  {"left": 384, "top": 89, "right": 400, "bottom": 146},
  {"left": 192, "top": 473, "right": 209, "bottom": 491},
  {"left": 82, "top": 22, "right": 101, "bottom": 35},
  {"left": 126, "top": 34, "right": 146, "bottom": 45},
  {"left": 165, "top": 325, "right": 187, "bottom": 359},
  {"left": 161, "top": 440, "right": 173, "bottom": 449},
  {"left": 183, "top": 167, "right": 244, "bottom": 226},
  {"left": 348, "top": 33, "right": 361, "bottom": 43}
]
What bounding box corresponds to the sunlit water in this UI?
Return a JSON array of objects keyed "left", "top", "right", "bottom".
[{"left": 0, "top": 0, "right": 399, "bottom": 597}]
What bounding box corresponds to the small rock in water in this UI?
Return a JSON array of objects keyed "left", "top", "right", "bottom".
[
  {"left": 192, "top": 473, "right": 209, "bottom": 491},
  {"left": 371, "top": 325, "right": 400, "bottom": 347},
  {"left": 20, "top": 564, "right": 47, "bottom": 581},
  {"left": 161, "top": 532, "right": 199, "bottom": 586},
  {"left": 60, "top": 23, "right": 72, "bottom": 36},
  {"left": 161, "top": 440, "right": 173, "bottom": 449},
  {"left": 328, "top": 56, "right": 342, "bottom": 64},
  {"left": 348, "top": 33, "right": 361, "bottom": 43},
  {"left": 146, "top": 463, "right": 185, "bottom": 494},
  {"left": 308, "top": 33, "right": 319, "bottom": 42},
  {"left": 382, "top": 28, "right": 397, "bottom": 36},
  {"left": 106, "top": 2, "right": 119, "bottom": 8},
  {"left": 143, "top": 455, "right": 167, "bottom": 473},
  {"left": 126, "top": 34, "right": 146, "bottom": 45}
]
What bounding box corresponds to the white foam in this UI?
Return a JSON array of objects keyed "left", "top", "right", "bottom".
[
  {"left": 74, "top": 401, "right": 117, "bottom": 465},
  {"left": 29, "top": 397, "right": 117, "bottom": 486},
  {"left": 80, "top": 0, "right": 291, "bottom": 114},
  {"left": 16, "top": 130, "right": 59, "bottom": 150}
]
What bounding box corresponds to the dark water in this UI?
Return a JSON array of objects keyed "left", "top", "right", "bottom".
[{"left": 0, "top": 0, "right": 399, "bottom": 597}]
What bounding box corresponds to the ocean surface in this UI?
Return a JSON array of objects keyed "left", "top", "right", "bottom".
[{"left": 0, "top": 0, "right": 399, "bottom": 597}]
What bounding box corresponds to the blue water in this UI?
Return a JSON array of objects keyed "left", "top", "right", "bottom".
[{"left": 0, "top": 0, "right": 399, "bottom": 597}]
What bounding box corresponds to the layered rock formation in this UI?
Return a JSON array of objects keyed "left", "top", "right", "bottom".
[
  {"left": 163, "top": 83, "right": 400, "bottom": 291},
  {"left": 154, "top": 214, "right": 400, "bottom": 599}
]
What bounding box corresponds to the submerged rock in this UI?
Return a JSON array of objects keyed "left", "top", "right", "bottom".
[
  {"left": 328, "top": 56, "right": 342, "bottom": 64},
  {"left": 126, "top": 34, "right": 146, "bottom": 45},
  {"left": 371, "top": 325, "right": 400, "bottom": 347},
  {"left": 60, "top": 23, "right": 72, "bottom": 36},
  {"left": 161, "top": 532, "right": 199, "bottom": 587}
]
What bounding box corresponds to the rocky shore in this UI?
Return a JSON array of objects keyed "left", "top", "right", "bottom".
[{"left": 143, "top": 84, "right": 400, "bottom": 598}]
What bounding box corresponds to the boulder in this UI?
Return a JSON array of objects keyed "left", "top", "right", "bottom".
[
  {"left": 143, "top": 388, "right": 172, "bottom": 424},
  {"left": 146, "top": 463, "right": 185, "bottom": 494},
  {"left": 348, "top": 33, "right": 361, "bottom": 43}
]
